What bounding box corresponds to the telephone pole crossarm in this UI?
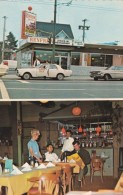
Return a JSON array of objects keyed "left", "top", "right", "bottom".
[{"left": 78, "top": 19, "right": 90, "bottom": 43}]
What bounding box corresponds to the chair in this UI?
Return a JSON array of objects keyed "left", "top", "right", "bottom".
[
  {"left": 61, "top": 164, "right": 74, "bottom": 194},
  {"left": 90, "top": 157, "right": 104, "bottom": 183},
  {"left": 80, "top": 165, "right": 88, "bottom": 187},
  {"left": 118, "top": 147, "right": 123, "bottom": 176},
  {"left": 72, "top": 166, "right": 87, "bottom": 188},
  {"left": 27, "top": 173, "right": 60, "bottom": 195}
]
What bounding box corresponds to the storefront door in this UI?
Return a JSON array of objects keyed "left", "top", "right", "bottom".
[
  {"left": 61, "top": 56, "right": 68, "bottom": 69},
  {"left": 55, "top": 56, "right": 68, "bottom": 69}
]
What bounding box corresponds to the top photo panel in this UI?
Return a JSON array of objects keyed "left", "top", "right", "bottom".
[{"left": 0, "top": 0, "right": 123, "bottom": 100}]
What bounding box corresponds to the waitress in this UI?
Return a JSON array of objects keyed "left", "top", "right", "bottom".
[{"left": 27, "top": 128, "right": 42, "bottom": 164}]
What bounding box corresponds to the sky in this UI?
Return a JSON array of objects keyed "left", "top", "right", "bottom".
[{"left": 0, "top": 0, "right": 123, "bottom": 46}]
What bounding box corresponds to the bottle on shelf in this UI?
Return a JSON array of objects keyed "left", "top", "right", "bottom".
[
  {"left": 29, "top": 156, "right": 34, "bottom": 167},
  {"left": 35, "top": 160, "right": 38, "bottom": 167},
  {"left": 64, "top": 151, "right": 67, "bottom": 162},
  {"left": 91, "top": 150, "right": 96, "bottom": 158}
]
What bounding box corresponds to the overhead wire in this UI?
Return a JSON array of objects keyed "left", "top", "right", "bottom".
[{"left": 0, "top": 0, "right": 123, "bottom": 13}]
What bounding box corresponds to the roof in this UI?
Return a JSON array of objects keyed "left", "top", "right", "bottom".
[{"left": 36, "top": 21, "right": 74, "bottom": 39}]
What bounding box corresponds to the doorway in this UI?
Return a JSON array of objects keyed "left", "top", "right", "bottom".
[{"left": 55, "top": 56, "right": 68, "bottom": 69}]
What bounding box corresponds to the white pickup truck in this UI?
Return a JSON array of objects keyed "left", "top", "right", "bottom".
[{"left": 2, "top": 60, "right": 17, "bottom": 70}]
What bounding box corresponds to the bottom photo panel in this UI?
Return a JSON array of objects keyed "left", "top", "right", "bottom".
[{"left": 0, "top": 100, "right": 123, "bottom": 195}]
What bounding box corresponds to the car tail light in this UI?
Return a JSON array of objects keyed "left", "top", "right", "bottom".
[{"left": 3, "top": 61, "right": 8, "bottom": 66}]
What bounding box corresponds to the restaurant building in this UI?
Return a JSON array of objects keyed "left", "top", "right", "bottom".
[
  {"left": 0, "top": 100, "right": 123, "bottom": 179},
  {"left": 17, "top": 21, "right": 123, "bottom": 70}
]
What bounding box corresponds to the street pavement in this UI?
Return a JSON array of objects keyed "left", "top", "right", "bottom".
[
  {"left": 1, "top": 72, "right": 123, "bottom": 99},
  {"left": 2, "top": 73, "right": 91, "bottom": 80}
]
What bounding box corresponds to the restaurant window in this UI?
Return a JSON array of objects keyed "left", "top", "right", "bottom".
[
  {"left": 21, "top": 51, "right": 32, "bottom": 67},
  {"left": 71, "top": 52, "right": 80, "bottom": 65},
  {"left": 35, "top": 50, "right": 52, "bottom": 63},
  {"left": 91, "top": 54, "right": 112, "bottom": 67}
]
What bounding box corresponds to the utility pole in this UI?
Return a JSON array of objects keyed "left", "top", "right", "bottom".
[
  {"left": 2, "top": 16, "right": 7, "bottom": 62},
  {"left": 78, "top": 19, "right": 90, "bottom": 43},
  {"left": 52, "top": 0, "right": 72, "bottom": 63},
  {"left": 52, "top": 0, "right": 57, "bottom": 63}
]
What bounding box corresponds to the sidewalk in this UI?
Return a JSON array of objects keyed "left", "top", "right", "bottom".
[{"left": 66, "top": 75, "right": 91, "bottom": 80}]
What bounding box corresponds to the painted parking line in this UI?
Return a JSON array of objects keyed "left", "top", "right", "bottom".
[{"left": 0, "top": 79, "right": 10, "bottom": 99}]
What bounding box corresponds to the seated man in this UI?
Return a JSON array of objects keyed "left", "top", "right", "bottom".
[
  {"left": 45, "top": 143, "right": 59, "bottom": 162},
  {"left": 72, "top": 140, "right": 91, "bottom": 181}
]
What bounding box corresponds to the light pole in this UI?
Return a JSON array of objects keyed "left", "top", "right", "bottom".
[
  {"left": 52, "top": 0, "right": 57, "bottom": 63},
  {"left": 2, "top": 16, "right": 7, "bottom": 62},
  {"left": 78, "top": 19, "right": 90, "bottom": 43}
]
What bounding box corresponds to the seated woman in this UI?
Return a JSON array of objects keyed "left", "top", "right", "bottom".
[{"left": 45, "top": 143, "right": 59, "bottom": 162}]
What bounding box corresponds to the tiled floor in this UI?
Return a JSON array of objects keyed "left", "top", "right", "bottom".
[{"left": 73, "top": 176, "right": 118, "bottom": 192}]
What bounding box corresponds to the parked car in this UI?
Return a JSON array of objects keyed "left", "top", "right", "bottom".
[
  {"left": 90, "top": 66, "right": 123, "bottom": 81},
  {"left": 16, "top": 63, "right": 72, "bottom": 80},
  {"left": 0, "top": 62, "right": 9, "bottom": 77}
]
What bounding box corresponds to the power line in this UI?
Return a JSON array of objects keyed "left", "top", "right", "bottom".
[{"left": 0, "top": 0, "right": 123, "bottom": 13}]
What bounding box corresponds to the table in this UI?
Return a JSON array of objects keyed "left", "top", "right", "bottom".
[
  {"left": 115, "top": 172, "right": 123, "bottom": 191},
  {"left": 0, "top": 166, "right": 61, "bottom": 195}
]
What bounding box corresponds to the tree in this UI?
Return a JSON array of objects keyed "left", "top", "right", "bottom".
[
  {"left": 5, "top": 32, "right": 18, "bottom": 51},
  {"left": 0, "top": 32, "right": 18, "bottom": 61}
]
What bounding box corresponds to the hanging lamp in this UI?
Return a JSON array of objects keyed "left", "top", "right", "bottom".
[
  {"left": 72, "top": 102, "right": 81, "bottom": 116},
  {"left": 78, "top": 126, "right": 83, "bottom": 133},
  {"left": 96, "top": 124, "right": 101, "bottom": 135},
  {"left": 83, "top": 129, "right": 87, "bottom": 136},
  {"left": 61, "top": 126, "right": 66, "bottom": 135}
]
